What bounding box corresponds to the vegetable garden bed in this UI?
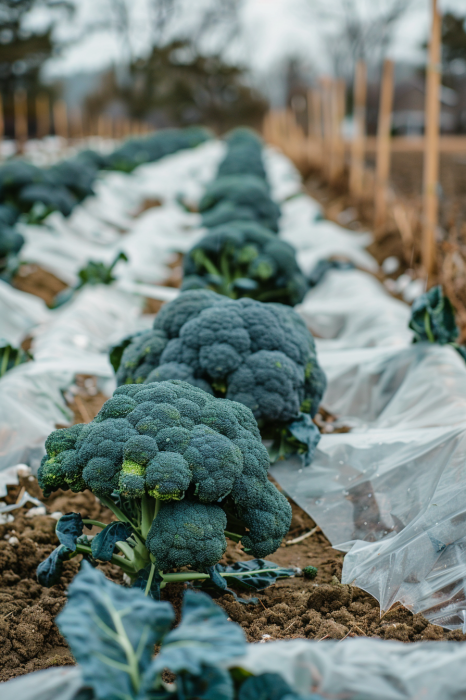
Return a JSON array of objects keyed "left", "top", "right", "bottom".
[
  {"left": 3, "top": 128, "right": 466, "bottom": 700},
  {"left": 3, "top": 469, "right": 462, "bottom": 683}
]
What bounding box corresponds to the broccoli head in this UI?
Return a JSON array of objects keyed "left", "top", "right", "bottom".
[
  {"left": 199, "top": 175, "right": 281, "bottom": 232},
  {"left": 181, "top": 220, "right": 308, "bottom": 306},
  {"left": 146, "top": 500, "right": 227, "bottom": 569},
  {"left": 38, "top": 380, "right": 291, "bottom": 568},
  {"left": 114, "top": 291, "right": 325, "bottom": 424},
  {"left": 216, "top": 129, "right": 267, "bottom": 181},
  {"left": 112, "top": 292, "right": 326, "bottom": 464}
]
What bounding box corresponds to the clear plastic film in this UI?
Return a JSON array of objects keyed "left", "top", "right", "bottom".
[
  {"left": 6, "top": 638, "right": 466, "bottom": 700},
  {"left": 271, "top": 262, "right": 466, "bottom": 629}
]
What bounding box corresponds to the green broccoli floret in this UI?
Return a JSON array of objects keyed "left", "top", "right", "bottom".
[
  {"left": 302, "top": 565, "right": 318, "bottom": 580},
  {"left": 217, "top": 129, "right": 267, "bottom": 181},
  {"left": 38, "top": 380, "right": 292, "bottom": 575},
  {"left": 146, "top": 499, "right": 227, "bottom": 570},
  {"left": 39, "top": 424, "right": 86, "bottom": 496},
  {"left": 181, "top": 221, "right": 308, "bottom": 306}
]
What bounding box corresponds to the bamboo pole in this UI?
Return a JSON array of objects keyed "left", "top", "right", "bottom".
[
  {"left": 53, "top": 99, "right": 68, "bottom": 139},
  {"left": 374, "top": 59, "right": 395, "bottom": 233},
  {"left": 350, "top": 60, "right": 367, "bottom": 198},
  {"left": 36, "top": 93, "right": 50, "bottom": 138},
  {"left": 14, "top": 88, "right": 28, "bottom": 148},
  {"left": 422, "top": 0, "right": 442, "bottom": 276}
]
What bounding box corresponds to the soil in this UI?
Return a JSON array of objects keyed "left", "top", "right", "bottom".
[{"left": 13, "top": 265, "right": 67, "bottom": 307}]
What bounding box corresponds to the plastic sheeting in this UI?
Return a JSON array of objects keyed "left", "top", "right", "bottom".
[
  {"left": 271, "top": 262, "right": 466, "bottom": 629},
  {"left": 5, "top": 637, "right": 466, "bottom": 700},
  {"left": 0, "top": 280, "right": 50, "bottom": 346}
]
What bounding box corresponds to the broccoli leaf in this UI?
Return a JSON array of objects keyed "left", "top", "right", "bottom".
[
  {"left": 36, "top": 544, "right": 74, "bottom": 587},
  {"left": 287, "top": 413, "right": 321, "bottom": 467},
  {"left": 56, "top": 562, "right": 174, "bottom": 700},
  {"left": 268, "top": 414, "right": 321, "bottom": 467},
  {"left": 56, "top": 512, "right": 86, "bottom": 551},
  {"left": 409, "top": 285, "right": 458, "bottom": 345},
  {"left": 238, "top": 672, "right": 295, "bottom": 700},
  {"left": 109, "top": 335, "right": 134, "bottom": 373},
  {"left": 91, "top": 522, "right": 132, "bottom": 562},
  {"left": 144, "top": 590, "right": 246, "bottom": 685},
  {"left": 177, "top": 665, "right": 234, "bottom": 700},
  {"left": 133, "top": 564, "right": 164, "bottom": 601},
  {"left": 213, "top": 559, "right": 296, "bottom": 591}
]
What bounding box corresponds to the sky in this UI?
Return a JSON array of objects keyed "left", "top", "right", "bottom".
[{"left": 23, "top": 0, "right": 466, "bottom": 87}]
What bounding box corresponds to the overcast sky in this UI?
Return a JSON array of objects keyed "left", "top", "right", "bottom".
[{"left": 24, "top": 0, "right": 466, "bottom": 82}]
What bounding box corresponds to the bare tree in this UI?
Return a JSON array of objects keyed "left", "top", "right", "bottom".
[{"left": 308, "top": 0, "right": 415, "bottom": 78}]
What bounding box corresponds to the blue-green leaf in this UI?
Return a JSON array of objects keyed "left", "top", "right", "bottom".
[
  {"left": 238, "top": 673, "right": 301, "bottom": 700},
  {"left": 36, "top": 544, "right": 73, "bottom": 587},
  {"left": 133, "top": 564, "right": 163, "bottom": 601},
  {"left": 177, "top": 665, "right": 234, "bottom": 700},
  {"left": 409, "top": 285, "right": 458, "bottom": 345},
  {"left": 56, "top": 512, "right": 85, "bottom": 551},
  {"left": 145, "top": 590, "right": 246, "bottom": 682},
  {"left": 56, "top": 562, "right": 174, "bottom": 700},
  {"left": 215, "top": 559, "right": 296, "bottom": 591},
  {"left": 287, "top": 414, "right": 321, "bottom": 467},
  {"left": 91, "top": 522, "right": 132, "bottom": 562}
]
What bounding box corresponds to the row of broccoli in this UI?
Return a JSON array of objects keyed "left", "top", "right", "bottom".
[
  {"left": 180, "top": 128, "right": 309, "bottom": 307},
  {"left": 0, "top": 127, "right": 210, "bottom": 281},
  {"left": 36, "top": 132, "right": 327, "bottom": 602}
]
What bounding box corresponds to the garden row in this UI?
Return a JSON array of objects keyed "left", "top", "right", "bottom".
[{"left": 2, "top": 127, "right": 466, "bottom": 699}]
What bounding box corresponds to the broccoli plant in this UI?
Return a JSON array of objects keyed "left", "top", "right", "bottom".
[
  {"left": 37, "top": 380, "right": 293, "bottom": 598},
  {"left": 53, "top": 251, "right": 128, "bottom": 307},
  {"left": 112, "top": 291, "right": 326, "bottom": 465},
  {"left": 50, "top": 562, "right": 321, "bottom": 700},
  {"left": 199, "top": 175, "right": 281, "bottom": 232},
  {"left": 409, "top": 285, "right": 466, "bottom": 361},
  {"left": 182, "top": 221, "right": 308, "bottom": 306},
  {"left": 216, "top": 128, "right": 267, "bottom": 181}
]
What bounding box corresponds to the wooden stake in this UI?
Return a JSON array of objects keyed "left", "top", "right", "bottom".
[
  {"left": 69, "top": 107, "right": 84, "bottom": 140},
  {"left": 350, "top": 60, "right": 367, "bottom": 198},
  {"left": 0, "top": 93, "right": 4, "bottom": 145},
  {"left": 320, "top": 77, "right": 333, "bottom": 179},
  {"left": 330, "top": 78, "right": 346, "bottom": 183},
  {"left": 422, "top": 0, "right": 442, "bottom": 276},
  {"left": 36, "top": 93, "right": 50, "bottom": 138},
  {"left": 14, "top": 88, "right": 28, "bottom": 147},
  {"left": 53, "top": 99, "right": 68, "bottom": 139},
  {"left": 374, "top": 59, "right": 395, "bottom": 234}
]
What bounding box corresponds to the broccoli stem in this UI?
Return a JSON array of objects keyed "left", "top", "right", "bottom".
[
  {"left": 224, "top": 530, "right": 243, "bottom": 543},
  {"left": 82, "top": 519, "right": 107, "bottom": 529},
  {"left": 144, "top": 562, "right": 156, "bottom": 596},
  {"left": 161, "top": 568, "right": 285, "bottom": 583},
  {"left": 141, "top": 493, "right": 156, "bottom": 539},
  {"left": 99, "top": 496, "right": 137, "bottom": 531},
  {"left": 424, "top": 310, "right": 436, "bottom": 343},
  {"left": 194, "top": 249, "right": 222, "bottom": 278},
  {"left": 0, "top": 346, "right": 10, "bottom": 377},
  {"left": 75, "top": 543, "right": 136, "bottom": 575}
]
